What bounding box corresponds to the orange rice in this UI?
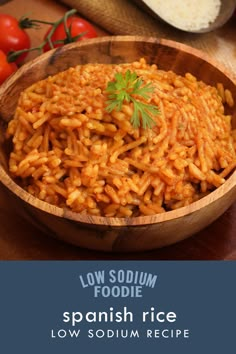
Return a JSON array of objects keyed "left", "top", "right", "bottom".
[{"left": 6, "top": 58, "right": 236, "bottom": 217}]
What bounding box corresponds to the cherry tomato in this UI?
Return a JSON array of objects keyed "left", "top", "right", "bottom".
[
  {"left": 43, "top": 16, "right": 97, "bottom": 52},
  {"left": 0, "top": 50, "right": 17, "bottom": 85},
  {"left": 0, "top": 14, "right": 30, "bottom": 64}
]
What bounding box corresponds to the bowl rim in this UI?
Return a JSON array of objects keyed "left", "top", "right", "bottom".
[
  {"left": 1, "top": 164, "right": 236, "bottom": 226},
  {"left": 0, "top": 35, "right": 236, "bottom": 227}
]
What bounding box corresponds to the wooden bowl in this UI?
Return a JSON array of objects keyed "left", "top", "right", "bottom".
[{"left": 0, "top": 36, "right": 236, "bottom": 252}]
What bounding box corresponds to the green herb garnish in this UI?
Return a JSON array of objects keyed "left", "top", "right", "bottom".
[{"left": 105, "top": 70, "right": 160, "bottom": 129}]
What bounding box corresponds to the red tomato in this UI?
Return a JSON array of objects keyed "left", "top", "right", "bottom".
[
  {"left": 43, "top": 16, "right": 97, "bottom": 52},
  {"left": 0, "top": 50, "right": 17, "bottom": 85},
  {"left": 0, "top": 14, "right": 30, "bottom": 64}
]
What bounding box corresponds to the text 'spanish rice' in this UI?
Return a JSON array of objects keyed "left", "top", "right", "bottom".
[{"left": 7, "top": 58, "right": 236, "bottom": 217}]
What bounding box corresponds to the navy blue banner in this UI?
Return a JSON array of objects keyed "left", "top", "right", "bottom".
[{"left": 0, "top": 261, "right": 235, "bottom": 353}]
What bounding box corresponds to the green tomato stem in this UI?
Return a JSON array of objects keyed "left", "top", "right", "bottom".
[{"left": 8, "top": 8, "right": 78, "bottom": 63}]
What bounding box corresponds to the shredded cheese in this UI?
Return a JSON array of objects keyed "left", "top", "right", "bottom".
[{"left": 145, "top": 0, "right": 221, "bottom": 31}]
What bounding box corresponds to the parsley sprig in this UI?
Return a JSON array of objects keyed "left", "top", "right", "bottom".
[{"left": 105, "top": 70, "right": 160, "bottom": 129}]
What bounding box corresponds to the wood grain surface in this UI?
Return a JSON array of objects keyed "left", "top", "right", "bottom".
[
  {"left": 60, "top": 0, "right": 236, "bottom": 74},
  {"left": 0, "top": 0, "right": 236, "bottom": 259}
]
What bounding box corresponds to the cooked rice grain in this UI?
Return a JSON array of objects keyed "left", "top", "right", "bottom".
[{"left": 7, "top": 59, "right": 236, "bottom": 217}]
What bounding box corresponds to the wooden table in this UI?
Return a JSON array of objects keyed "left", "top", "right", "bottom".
[{"left": 0, "top": 0, "right": 236, "bottom": 260}]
